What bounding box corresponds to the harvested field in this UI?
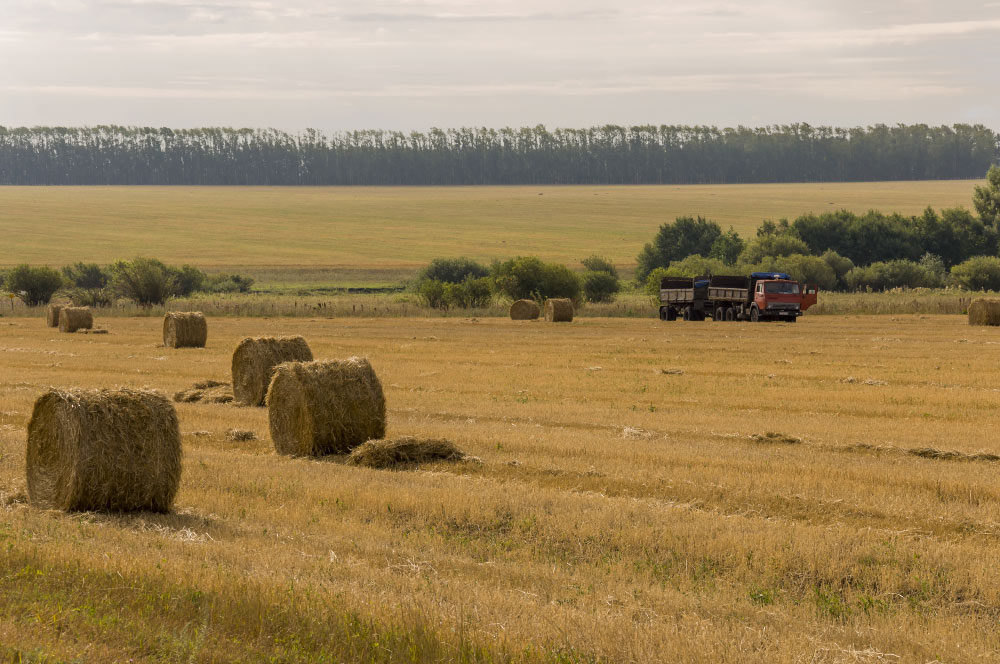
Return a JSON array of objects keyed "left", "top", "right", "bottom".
[{"left": 2, "top": 314, "right": 1000, "bottom": 662}]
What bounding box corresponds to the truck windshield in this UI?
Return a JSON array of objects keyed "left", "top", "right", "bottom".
[{"left": 764, "top": 282, "right": 800, "bottom": 294}]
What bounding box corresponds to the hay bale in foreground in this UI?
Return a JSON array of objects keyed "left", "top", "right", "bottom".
[
  {"left": 58, "top": 307, "right": 93, "bottom": 333},
  {"left": 267, "top": 357, "right": 385, "bottom": 456},
  {"left": 544, "top": 298, "right": 574, "bottom": 322},
  {"left": 163, "top": 312, "right": 207, "bottom": 348},
  {"left": 173, "top": 380, "right": 234, "bottom": 404},
  {"left": 46, "top": 304, "right": 64, "bottom": 327},
  {"left": 26, "top": 388, "right": 181, "bottom": 512},
  {"left": 509, "top": 299, "right": 540, "bottom": 320},
  {"left": 968, "top": 299, "right": 1000, "bottom": 326},
  {"left": 231, "top": 336, "right": 313, "bottom": 406},
  {"left": 347, "top": 436, "right": 472, "bottom": 469}
]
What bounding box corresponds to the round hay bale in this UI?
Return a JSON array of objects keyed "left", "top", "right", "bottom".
[
  {"left": 26, "top": 388, "right": 181, "bottom": 512},
  {"left": 58, "top": 307, "right": 93, "bottom": 333},
  {"left": 267, "top": 357, "right": 386, "bottom": 456},
  {"left": 46, "top": 303, "right": 64, "bottom": 327},
  {"left": 509, "top": 299, "right": 540, "bottom": 320},
  {"left": 544, "top": 298, "right": 574, "bottom": 322},
  {"left": 968, "top": 298, "right": 1000, "bottom": 326},
  {"left": 231, "top": 336, "right": 313, "bottom": 406},
  {"left": 163, "top": 311, "right": 208, "bottom": 348}
]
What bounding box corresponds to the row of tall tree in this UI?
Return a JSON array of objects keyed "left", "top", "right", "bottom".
[{"left": 0, "top": 123, "right": 996, "bottom": 185}]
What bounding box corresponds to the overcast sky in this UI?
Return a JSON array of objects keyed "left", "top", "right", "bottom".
[{"left": 2, "top": 0, "right": 999, "bottom": 131}]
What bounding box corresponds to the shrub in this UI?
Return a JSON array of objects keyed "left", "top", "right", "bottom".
[
  {"left": 6, "top": 265, "right": 63, "bottom": 305},
  {"left": 417, "top": 257, "right": 488, "bottom": 284},
  {"left": 950, "top": 256, "right": 1000, "bottom": 291},
  {"left": 491, "top": 256, "right": 582, "bottom": 304},
  {"left": 752, "top": 254, "right": 837, "bottom": 291},
  {"left": 739, "top": 234, "right": 812, "bottom": 264},
  {"left": 447, "top": 276, "right": 493, "bottom": 308},
  {"left": 175, "top": 265, "right": 207, "bottom": 296},
  {"left": 845, "top": 260, "right": 944, "bottom": 291},
  {"left": 580, "top": 255, "right": 618, "bottom": 279},
  {"left": 415, "top": 279, "right": 448, "bottom": 308},
  {"left": 635, "top": 216, "right": 722, "bottom": 282},
  {"left": 205, "top": 273, "right": 254, "bottom": 293},
  {"left": 644, "top": 267, "right": 671, "bottom": 297},
  {"left": 583, "top": 270, "right": 620, "bottom": 303},
  {"left": 61, "top": 262, "right": 112, "bottom": 306},
  {"left": 110, "top": 257, "right": 179, "bottom": 305},
  {"left": 820, "top": 250, "right": 854, "bottom": 289},
  {"left": 709, "top": 227, "right": 745, "bottom": 265},
  {"left": 664, "top": 255, "right": 728, "bottom": 278}
]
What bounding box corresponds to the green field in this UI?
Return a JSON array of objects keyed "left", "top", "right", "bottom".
[{"left": 0, "top": 181, "right": 983, "bottom": 287}]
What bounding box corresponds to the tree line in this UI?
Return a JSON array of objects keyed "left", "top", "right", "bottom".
[
  {"left": 0, "top": 123, "right": 996, "bottom": 186},
  {"left": 637, "top": 166, "right": 1000, "bottom": 292}
]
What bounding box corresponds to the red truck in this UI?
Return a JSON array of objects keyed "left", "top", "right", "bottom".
[{"left": 658, "top": 272, "right": 818, "bottom": 322}]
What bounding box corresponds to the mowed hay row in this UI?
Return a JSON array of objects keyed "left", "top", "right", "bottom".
[
  {"left": 231, "top": 336, "right": 313, "bottom": 406},
  {"left": 544, "top": 298, "right": 574, "bottom": 322},
  {"left": 968, "top": 298, "right": 1000, "bottom": 326},
  {"left": 163, "top": 311, "right": 207, "bottom": 348},
  {"left": 267, "top": 357, "right": 386, "bottom": 456},
  {"left": 347, "top": 436, "right": 469, "bottom": 469},
  {"left": 509, "top": 299, "right": 540, "bottom": 320},
  {"left": 58, "top": 307, "right": 93, "bottom": 333},
  {"left": 26, "top": 388, "right": 182, "bottom": 512},
  {"left": 46, "top": 303, "right": 64, "bottom": 327}
]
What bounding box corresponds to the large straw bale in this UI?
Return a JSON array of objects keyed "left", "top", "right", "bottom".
[
  {"left": 26, "top": 388, "right": 181, "bottom": 512},
  {"left": 267, "top": 357, "right": 386, "bottom": 456},
  {"left": 163, "top": 312, "right": 207, "bottom": 348},
  {"left": 231, "top": 336, "right": 313, "bottom": 406},
  {"left": 544, "top": 298, "right": 574, "bottom": 322},
  {"left": 968, "top": 299, "right": 1000, "bottom": 326},
  {"left": 509, "top": 299, "right": 540, "bottom": 320},
  {"left": 46, "top": 304, "right": 64, "bottom": 327},
  {"left": 58, "top": 307, "right": 93, "bottom": 333},
  {"left": 347, "top": 436, "right": 471, "bottom": 469}
]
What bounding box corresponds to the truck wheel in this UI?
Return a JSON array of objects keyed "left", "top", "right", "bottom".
[
  {"left": 750, "top": 307, "right": 760, "bottom": 323},
  {"left": 725, "top": 307, "right": 735, "bottom": 321},
  {"left": 683, "top": 308, "right": 691, "bottom": 321},
  {"left": 714, "top": 307, "right": 725, "bottom": 321},
  {"left": 785, "top": 316, "right": 797, "bottom": 323},
  {"left": 659, "top": 307, "right": 667, "bottom": 321},
  {"left": 666, "top": 307, "right": 677, "bottom": 321}
]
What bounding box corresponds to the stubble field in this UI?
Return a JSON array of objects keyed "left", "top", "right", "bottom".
[
  {"left": 0, "top": 180, "right": 981, "bottom": 287},
  {"left": 2, "top": 313, "right": 1000, "bottom": 662}
]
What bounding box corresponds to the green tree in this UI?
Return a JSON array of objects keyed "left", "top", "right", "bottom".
[
  {"left": 635, "top": 216, "right": 722, "bottom": 282},
  {"left": 739, "top": 234, "right": 811, "bottom": 264},
  {"left": 61, "top": 262, "right": 112, "bottom": 306},
  {"left": 820, "top": 250, "right": 854, "bottom": 289},
  {"left": 110, "top": 257, "right": 179, "bottom": 305},
  {"left": 491, "top": 256, "right": 582, "bottom": 304},
  {"left": 417, "top": 257, "right": 489, "bottom": 284},
  {"left": 582, "top": 270, "right": 620, "bottom": 303},
  {"left": 973, "top": 165, "right": 1000, "bottom": 226},
  {"left": 950, "top": 256, "right": 1000, "bottom": 291},
  {"left": 580, "top": 255, "right": 618, "bottom": 279},
  {"left": 6, "top": 265, "right": 63, "bottom": 305},
  {"left": 845, "top": 260, "right": 944, "bottom": 291},
  {"left": 709, "top": 227, "right": 745, "bottom": 265}
]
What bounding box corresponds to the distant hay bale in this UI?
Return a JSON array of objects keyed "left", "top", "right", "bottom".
[
  {"left": 46, "top": 304, "right": 64, "bottom": 327},
  {"left": 58, "top": 307, "right": 93, "bottom": 333},
  {"left": 544, "top": 298, "right": 574, "bottom": 322},
  {"left": 231, "top": 336, "right": 313, "bottom": 406},
  {"left": 267, "top": 357, "right": 385, "bottom": 456},
  {"left": 509, "top": 299, "right": 540, "bottom": 320},
  {"left": 173, "top": 380, "right": 234, "bottom": 404},
  {"left": 26, "top": 388, "right": 181, "bottom": 512},
  {"left": 163, "top": 312, "right": 207, "bottom": 348},
  {"left": 968, "top": 299, "right": 1000, "bottom": 326},
  {"left": 347, "top": 436, "right": 472, "bottom": 469}
]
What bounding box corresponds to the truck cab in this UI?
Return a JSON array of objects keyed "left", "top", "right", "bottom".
[{"left": 748, "top": 273, "right": 817, "bottom": 322}]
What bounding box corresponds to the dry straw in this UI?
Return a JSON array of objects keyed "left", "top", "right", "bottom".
[
  {"left": 267, "top": 357, "right": 386, "bottom": 456},
  {"left": 968, "top": 299, "right": 1000, "bottom": 326},
  {"left": 231, "top": 336, "right": 313, "bottom": 406},
  {"left": 58, "top": 307, "right": 93, "bottom": 333},
  {"left": 46, "top": 303, "right": 64, "bottom": 327},
  {"left": 544, "top": 298, "right": 574, "bottom": 322},
  {"left": 26, "top": 388, "right": 182, "bottom": 512},
  {"left": 347, "top": 436, "right": 470, "bottom": 469},
  {"left": 163, "top": 312, "right": 207, "bottom": 348},
  {"left": 173, "top": 380, "right": 234, "bottom": 404},
  {"left": 509, "top": 299, "right": 540, "bottom": 320}
]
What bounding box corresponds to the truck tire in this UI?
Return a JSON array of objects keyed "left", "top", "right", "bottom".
[
  {"left": 714, "top": 306, "right": 725, "bottom": 321},
  {"left": 725, "top": 307, "right": 735, "bottom": 321},
  {"left": 666, "top": 307, "right": 677, "bottom": 321},
  {"left": 785, "top": 316, "right": 797, "bottom": 323},
  {"left": 659, "top": 307, "right": 667, "bottom": 321},
  {"left": 683, "top": 308, "right": 691, "bottom": 321},
  {"left": 750, "top": 306, "right": 760, "bottom": 323}
]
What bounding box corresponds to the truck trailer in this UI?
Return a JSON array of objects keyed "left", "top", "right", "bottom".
[{"left": 658, "top": 272, "right": 817, "bottom": 322}]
